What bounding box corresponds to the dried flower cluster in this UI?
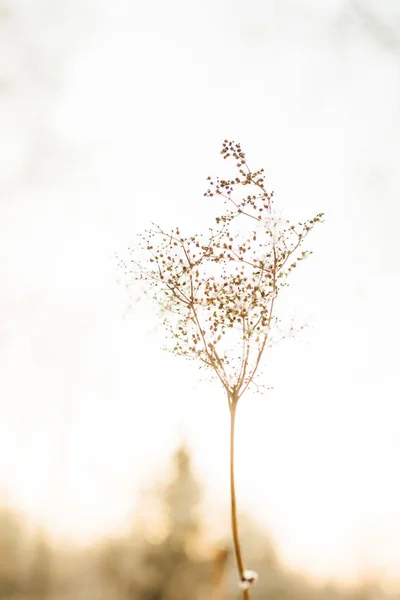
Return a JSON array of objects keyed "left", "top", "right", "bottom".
[
  {"left": 120, "top": 141, "right": 324, "bottom": 599},
  {"left": 123, "top": 141, "right": 323, "bottom": 400}
]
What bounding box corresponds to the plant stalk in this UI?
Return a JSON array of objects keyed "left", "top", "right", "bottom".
[{"left": 229, "top": 399, "right": 249, "bottom": 599}]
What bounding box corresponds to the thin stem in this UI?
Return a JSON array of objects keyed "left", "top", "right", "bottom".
[{"left": 229, "top": 397, "right": 249, "bottom": 600}]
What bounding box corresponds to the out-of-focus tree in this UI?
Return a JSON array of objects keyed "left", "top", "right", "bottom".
[
  {"left": 97, "top": 537, "right": 133, "bottom": 599},
  {"left": 28, "top": 528, "right": 54, "bottom": 600},
  {"left": 97, "top": 445, "right": 211, "bottom": 600},
  {"left": 163, "top": 445, "right": 202, "bottom": 548},
  {"left": 134, "top": 445, "right": 208, "bottom": 600},
  {"left": 0, "top": 505, "right": 28, "bottom": 598},
  {"left": 346, "top": 579, "right": 387, "bottom": 600}
]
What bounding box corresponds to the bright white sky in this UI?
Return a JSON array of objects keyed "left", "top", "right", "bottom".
[{"left": 1, "top": 0, "right": 400, "bottom": 585}]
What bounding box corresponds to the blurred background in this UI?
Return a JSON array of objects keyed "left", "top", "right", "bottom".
[{"left": 1, "top": 0, "right": 400, "bottom": 598}]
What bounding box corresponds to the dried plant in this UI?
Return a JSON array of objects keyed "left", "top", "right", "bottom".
[{"left": 119, "top": 141, "right": 324, "bottom": 598}]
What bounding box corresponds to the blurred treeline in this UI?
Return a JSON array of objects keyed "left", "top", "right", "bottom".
[{"left": 0, "top": 446, "right": 397, "bottom": 600}]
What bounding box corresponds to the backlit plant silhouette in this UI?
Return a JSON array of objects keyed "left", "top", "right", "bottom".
[{"left": 121, "top": 141, "right": 324, "bottom": 599}]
